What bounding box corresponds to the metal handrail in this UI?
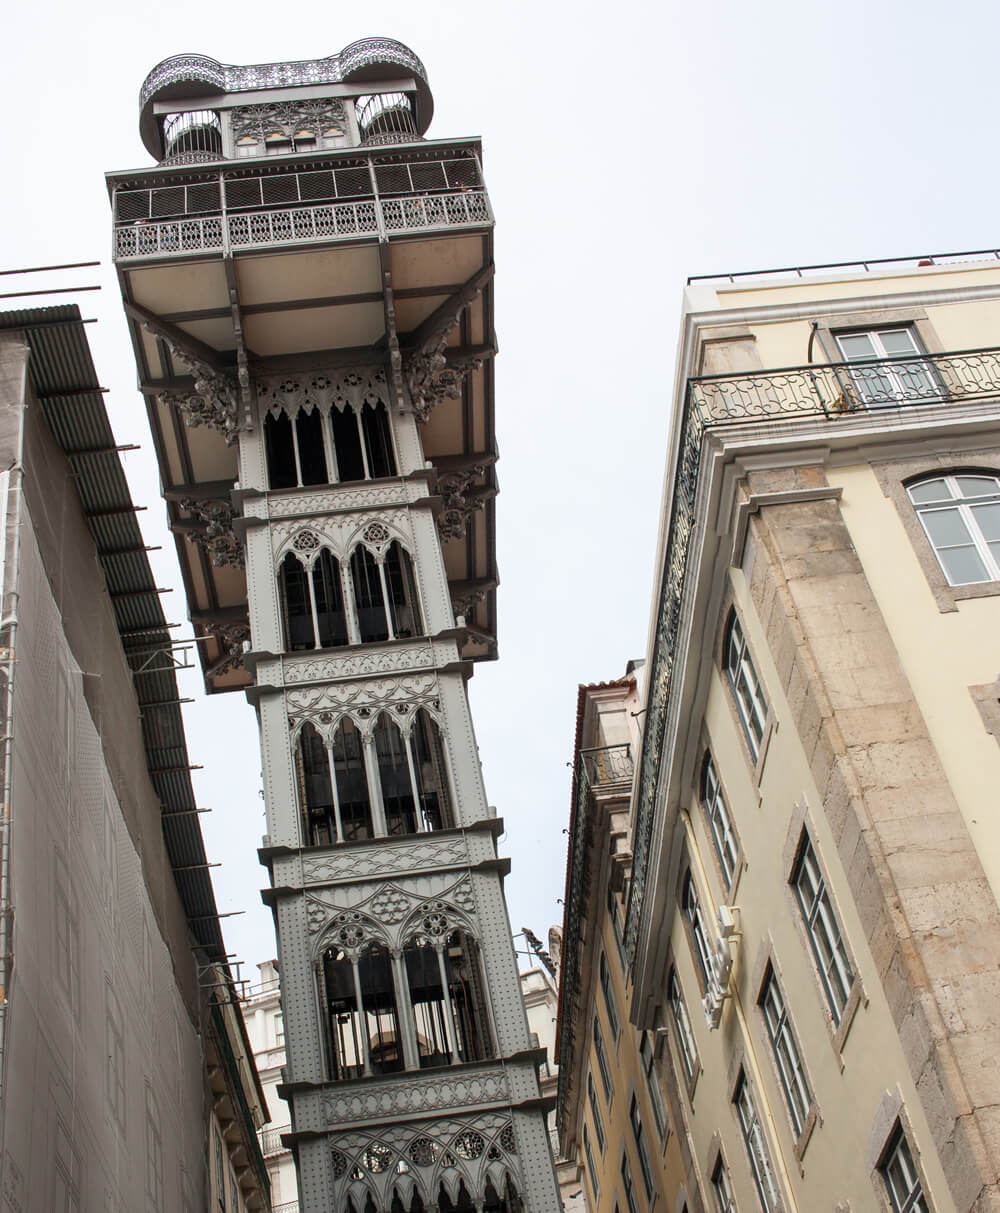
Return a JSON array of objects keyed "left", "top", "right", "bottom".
[
  {"left": 687, "top": 246, "right": 1000, "bottom": 285},
  {"left": 579, "top": 744, "right": 634, "bottom": 788}
]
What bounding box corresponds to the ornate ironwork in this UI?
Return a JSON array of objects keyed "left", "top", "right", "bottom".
[
  {"left": 157, "top": 349, "right": 242, "bottom": 445},
  {"left": 139, "top": 39, "right": 428, "bottom": 109},
  {"left": 113, "top": 150, "right": 490, "bottom": 262},
  {"left": 436, "top": 465, "right": 488, "bottom": 541},
  {"left": 624, "top": 345, "right": 1000, "bottom": 964},
  {"left": 580, "top": 744, "right": 633, "bottom": 789},
  {"left": 205, "top": 620, "right": 252, "bottom": 676},
  {"left": 179, "top": 497, "right": 244, "bottom": 569}
]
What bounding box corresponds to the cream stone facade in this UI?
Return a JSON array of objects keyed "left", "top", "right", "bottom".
[{"left": 561, "top": 253, "right": 1000, "bottom": 1213}]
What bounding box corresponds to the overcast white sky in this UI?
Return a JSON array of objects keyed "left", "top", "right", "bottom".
[{"left": 2, "top": 0, "right": 999, "bottom": 981}]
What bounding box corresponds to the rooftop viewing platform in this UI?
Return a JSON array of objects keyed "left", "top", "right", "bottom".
[{"left": 110, "top": 143, "right": 490, "bottom": 262}]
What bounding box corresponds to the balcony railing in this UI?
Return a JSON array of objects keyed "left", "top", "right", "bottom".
[
  {"left": 624, "top": 345, "right": 1000, "bottom": 965},
  {"left": 688, "top": 348, "right": 1000, "bottom": 422},
  {"left": 273, "top": 1202, "right": 300, "bottom": 1213},
  {"left": 259, "top": 1124, "right": 291, "bottom": 1156},
  {"left": 580, "top": 744, "right": 634, "bottom": 789},
  {"left": 113, "top": 150, "right": 491, "bottom": 261}
]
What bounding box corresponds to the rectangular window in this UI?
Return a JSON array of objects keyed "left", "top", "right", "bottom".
[
  {"left": 711, "top": 1157, "right": 736, "bottom": 1213},
  {"left": 593, "top": 1016, "right": 614, "bottom": 1102},
  {"left": 274, "top": 1013, "right": 284, "bottom": 1047},
  {"left": 667, "top": 970, "right": 698, "bottom": 1081},
  {"left": 724, "top": 611, "right": 769, "bottom": 760},
  {"left": 620, "top": 1153, "right": 639, "bottom": 1213},
  {"left": 638, "top": 1031, "right": 667, "bottom": 1138},
  {"left": 760, "top": 966, "right": 812, "bottom": 1137},
  {"left": 587, "top": 1072, "right": 606, "bottom": 1154},
  {"left": 629, "top": 1093, "right": 654, "bottom": 1199},
  {"left": 600, "top": 951, "right": 621, "bottom": 1040},
  {"left": 880, "top": 1125, "right": 929, "bottom": 1213},
  {"left": 835, "top": 326, "right": 939, "bottom": 407},
  {"left": 608, "top": 886, "right": 627, "bottom": 966},
  {"left": 583, "top": 1124, "right": 600, "bottom": 1203},
  {"left": 792, "top": 835, "right": 854, "bottom": 1023},
  {"left": 734, "top": 1072, "right": 780, "bottom": 1212},
  {"left": 682, "top": 873, "right": 713, "bottom": 986},
  {"left": 702, "top": 752, "right": 739, "bottom": 885}
]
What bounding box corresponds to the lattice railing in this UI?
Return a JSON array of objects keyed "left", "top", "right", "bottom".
[
  {"left": 113, "top": 150, "right": 491, "bottom": 260},
  {"left": 580, "top": 744, "right": 633, "bottom": 789},
  {"left": 259, "top": 1123, "right": 290, "bottom": 1156},
  {"left": 624, "top": 345, "right": 1000, "bottom": 963}
]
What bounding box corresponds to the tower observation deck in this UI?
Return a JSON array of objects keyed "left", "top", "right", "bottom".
[{"left": 108, "top": 38, "right": 561, "bottom": 1213}]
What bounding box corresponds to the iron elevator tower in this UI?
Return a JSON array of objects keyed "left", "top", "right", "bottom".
[{"left": 108, "top": 39, "right": 561, "bottom": 1213}]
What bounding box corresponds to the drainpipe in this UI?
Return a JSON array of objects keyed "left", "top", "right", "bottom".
[{"left": 0, "top": 357, "right": 27, "bottom": 1156}]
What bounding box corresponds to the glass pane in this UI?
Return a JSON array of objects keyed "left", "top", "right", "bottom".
[
  {"left": 908, "top": 478, "right": 950, "bottom": 504},
  {"left": 921, "top": 506, "right": 972, "bottom": 548},
  {"left": 878, "top": 328, "right": 919, "bottom": 356},
  {"left": 955, "top": 475, "right": 1000, "bottom": 498},
  {"left": 939, "top": 544, "right": 989, "bottom": 585},
  {"left": 837, "top": 333, "right": 876, "bottom": 360},
  {"left": 971, "top": 501, "right": 1000, "bottom": 542}
]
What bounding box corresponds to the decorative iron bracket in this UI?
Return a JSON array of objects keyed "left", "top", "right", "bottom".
[{"left": 178, "top": 498, "right": 245, "bottom": 569}]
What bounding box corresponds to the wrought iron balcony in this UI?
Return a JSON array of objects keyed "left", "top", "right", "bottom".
[
  {"left": 273, "top": 1201, "right": 300, "bottom": 1213},
  {"left": 688, "top": 347, "right": 1000, "bottom": 423},
  {"left": 259, "top": 1124, "right": 291, "bottom": 1156},
  {"left": 579, "top": 744, "right": 634, "bottom": 789},
  {"left": 625, "top": 344, "right": 1000, "bottom": 964},
  {"left": 112, "top": 148, "right": 490, "bottom": 261}
]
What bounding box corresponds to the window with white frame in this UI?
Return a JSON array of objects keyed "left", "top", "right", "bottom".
[
  {"left": 724, "top": 612, "right": 769, "bottom": 761},
  {"left": 600, "top": 951, "right": 621, "bottom": 1040},
  {"left": 711, "top": 1156, "right": 736, "bottom": 1213},
  {"left": 667, "top": 969, "right": 697, "bottom": 1082},
  {"left": 702, "top": 751, "right": 740, "bottom": 885},
  {"left": 834, "top": 326, "right": 939, "bottom": 407},
  {"left": 682, "top": 872, "right": 713, "bottom": 986},
  {"left": 628, "top": 1093, "right": 654, "bottom": 1200},
  {"left": 734, "top": 1071, "right": 780, "bottom": 1212},
  {"left": 587, "top": 1071, "right": 606, "bottom": 1153},
  {"left": 880, "top": 1123, "right": 929, "bottom": 1213},
  {"left": 759, "top": 966, "right": 811, "bottom": 1137},
  {"left": 638, "top": 1031, "right": 667, "bottom": 1138},
  {"left": 792, "top": 834, "right": 854, "bottom": 1023},
  {"left": 593, "top": 1015, "right": 614, "bottom": 1101},
  {"left": 583, "top": 1124, "right": 601, "bottom": 1203},
  {"left": 907, "top": 473, "right": 1000, "bottom": 585}
]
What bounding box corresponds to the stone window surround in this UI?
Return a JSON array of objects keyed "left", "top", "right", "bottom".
[
  {"left": 725, "top": 1049, "right": 788, "bottom": 1213},
  {"left": 748, "top": 934, "right": 821, "bottom": 1167},
  {"left": 706, "top": 1134, "right": 735, "bottom": 1213},
  {"left": 696, "top": 731, "right": 747, "bottom": 905},
  {"left": 866, "top": 1089, "right": 936, "bottom": 1213},
  {"left": 638, "top": 1028, "right": 672, "bottom": 1148},
  {"left": 871, "top": 448, "right": 1000, "bottom": 611},
  {"left": 679, "top": 866, "right": 713, "bottom": 998},
  {"left": 970, "top": 673, "right": 1000, "bottom": 752},
  {"left": 664, "top": 958, "right": 701, "bottom": 1105},
  {"left": 781, "top": 801, "right": 866, "bottom": 1065},
  {"left": 715, "top": 594, "right": 776, "bottom": 790}
]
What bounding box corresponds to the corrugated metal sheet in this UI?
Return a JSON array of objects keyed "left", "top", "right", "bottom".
[{"left": 0, "top": 303, "right": 230, "bottom": 966}]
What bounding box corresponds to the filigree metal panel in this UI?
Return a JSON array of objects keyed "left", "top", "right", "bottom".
[
  {"left": 323, "top": 1069, "right": 511, "bottom": 1125},
  {"left": 139, "top": 39, "right": 428, "bottom": 109},
  {"left": 300, "top": 835, "right": 470, "bottom": 886}
]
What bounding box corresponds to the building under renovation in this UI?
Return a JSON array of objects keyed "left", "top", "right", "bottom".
[
  {"left": 108, "top": 37, "right": 561, "bottom": 1213},
  {"left": 0, "top": 303, "right": 268, "bottom": 1212}
]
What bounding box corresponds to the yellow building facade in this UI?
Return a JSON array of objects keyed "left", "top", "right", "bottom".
[{"left": 564, "top": 252, "right": 1000, "bottom": 1213}]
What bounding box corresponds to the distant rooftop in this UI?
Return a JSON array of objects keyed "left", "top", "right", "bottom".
[{"left": 687, "top": 246, "right": 1000, "bottom": 286}]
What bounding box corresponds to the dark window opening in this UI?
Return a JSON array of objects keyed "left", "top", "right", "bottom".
[
  {"left": 363, "top": 402, "right": 397, "bottom": 478},
  {"left": 280, "top": 552, "right": 314, "bottom": 650},
  {"left": 352, "top": 547, "right": 389, "bottom": 642},
  {"left": 332, "top": 718, "right": 373, "bottom": 842},
  {"left": 332, "top": 407, "right": 367, "bottom": 482},
  {"left": 296, "top": 722, "right": 336, "bottom": 846},
  {"left": 438, "top": 1183, "right": 475, "bottom": 1213},
  {"left": 313, "top": 549, "right": 348, "bottom": 647},
  {"left": 265, "top": 413, "right": 298, "bottom": 489},
  {"left": 375, "top": 713, "right": 417, "bottom": 836},
  {"left": 322, "top": 942, "right": 402, "bottom": 1081},
  {"left": 296, "top": 409, "right": 328, "bottom": 485},
  {"left": 385, "top": 541, "right": 421, "bottom": 638},
  {"left": 412, "top": 709, "right": 451, "bottom": 831},
  {"left": 404, "top": 931, "right": 493, "bottom": 1069}
]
